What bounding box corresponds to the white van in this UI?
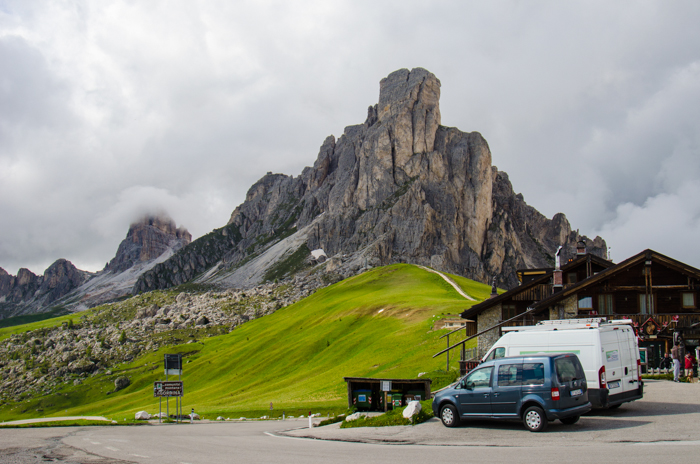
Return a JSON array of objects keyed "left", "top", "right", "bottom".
[{"left": 482, "top": 318, "right": 643, "bottom": 409}]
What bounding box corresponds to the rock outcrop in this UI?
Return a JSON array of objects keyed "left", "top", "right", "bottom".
[
  {"left": 136, "top": 67, "right": 606, "bottom": 292},
  {"left": 0, "top": 260, "right": 90, "bottom": 318},
  {"left": 106, "top": 215, "right": 191, "bottom": 273}
]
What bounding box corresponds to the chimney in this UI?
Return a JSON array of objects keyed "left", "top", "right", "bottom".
[
  {"left": 490, "top": 276, "right": 498, "bottom": 298},
  {"left": 553, "top": 246, "right": 563, "bottom": 294},
  {"left": 576, "top": 239, "right": 586, "bottom": 256}
]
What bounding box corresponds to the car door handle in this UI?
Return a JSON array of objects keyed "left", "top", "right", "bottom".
[
  {"left": 493, "top": 393, "right": 499, "bottom": 397},
  {"left": 484, "top": 393, "right": 490, "bottom": 398}
]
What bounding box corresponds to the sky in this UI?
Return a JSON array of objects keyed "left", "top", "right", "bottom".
[{"left": 1, "top": 0, "right": 700, "bottom": 275}]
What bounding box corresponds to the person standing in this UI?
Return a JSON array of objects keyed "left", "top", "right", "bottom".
[
  {"left": 672, "top": 342, "right": 681, "bottom": 382},
  {"left": 660, "top": 352, "right": 672, "bottom": 371},
  {"left": 685, "top": 352, "right": 696, "bottom": 383}
]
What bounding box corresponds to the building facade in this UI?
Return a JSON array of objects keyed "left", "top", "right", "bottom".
[{"left": 461, "top": 249, "right": 700, "bottom": 367}]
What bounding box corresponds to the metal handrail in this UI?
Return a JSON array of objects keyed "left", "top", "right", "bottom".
[{"left": 432, "top": 306, "right": 538, "bottom": 358}]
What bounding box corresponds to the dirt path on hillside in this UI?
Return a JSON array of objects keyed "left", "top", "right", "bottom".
[{"left": 417, "top": 266, "right": 476, "bottom": 301}]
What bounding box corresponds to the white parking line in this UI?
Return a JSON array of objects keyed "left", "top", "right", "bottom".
[
  {"left": 635, "top": 440, "right": 700, "bottom": 446},
  {"left": 264, "top": 431, "right": 310, "bottom": 441}
]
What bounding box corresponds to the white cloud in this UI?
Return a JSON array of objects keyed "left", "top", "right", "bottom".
[
  {"left": 595, "top": 181, "right": 700, "bottom": 263},
  {"left": 1, "top": 0, "right": 700, "bottom": 275}
]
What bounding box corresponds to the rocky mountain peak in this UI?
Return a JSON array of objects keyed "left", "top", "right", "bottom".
[
  {"left": 136, "top": 67, "right": 606, "bottom": 293},
  {"left": 105, "top": 214, "right": 191, "bottom": 273},
  {"left": 376, "top": 68, "right": 441, "bottom": 157}
]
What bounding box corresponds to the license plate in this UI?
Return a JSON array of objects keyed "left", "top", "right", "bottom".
[
  {"left": 608, "top": 381, "right": 621, "bottom": 389},
  {"left": 570, "top": 389, "right": 583, "bottom": 397}
]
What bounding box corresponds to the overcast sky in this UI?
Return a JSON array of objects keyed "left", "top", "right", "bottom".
[{"left": 1, "top": 0, "right": 700, "bottom": 275}]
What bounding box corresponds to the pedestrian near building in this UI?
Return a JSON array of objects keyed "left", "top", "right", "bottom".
[
  {"left": 672, "top": 342, "right": 681, "bottom": 382},
  {"left": 685, "top": 352, "right": 696, "bottom": 383},
  {"left": 659, "top": 352, "right": 672, "bottom": 371}
]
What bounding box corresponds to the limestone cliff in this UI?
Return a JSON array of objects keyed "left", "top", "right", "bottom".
[
  {"left": 105, "top": 215, "right": 192, "bottom": 273},
  {"left": 136, "top": 68, "right": 606, "bottom": 293}
]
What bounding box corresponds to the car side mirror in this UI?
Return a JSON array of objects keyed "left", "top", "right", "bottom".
[{"left": 466, "top": 381, "right": 475, "bottom": 391}]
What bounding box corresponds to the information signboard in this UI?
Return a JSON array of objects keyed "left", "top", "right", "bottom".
[
  {"left": 381, "top": 381, "right": 392, "bottom": 392},
  {"left": 164, "top": 353, "right": 182, "bottom": 376},
  {"left": 153, "top": 381, "right": 184, "bottom": 397}
]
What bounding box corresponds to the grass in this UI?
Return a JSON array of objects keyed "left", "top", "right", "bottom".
[
  {"left": 0, "top": 419, "right": 149, "bottom": 428},
  {"left": 339, "top": 398, "right": 434, "bottom": 428},
  {"left": 0, "top": 264, "right": 486, "bottom": 422},
  {"left": 0, "top": 307, "right": 71, "bottom": 329}
]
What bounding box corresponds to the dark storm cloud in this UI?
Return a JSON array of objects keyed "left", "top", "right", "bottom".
[{"left": 1, "top": 0, "right": 699, "bottom": 275}]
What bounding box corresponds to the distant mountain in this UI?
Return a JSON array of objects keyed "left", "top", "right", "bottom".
[
  {"left": 0, "top": 214, "right": 190, "bottom": 319},
  {"left": 135, "top": 67, "right": 606, "bottom": 294}
]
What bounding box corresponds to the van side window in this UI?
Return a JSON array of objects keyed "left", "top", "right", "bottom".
[
  {"left": 466, "top": 367, "right": 493, "bottom": 388},
  {"left": 484, "top": 347, "right": 505, "bottom": 362},
  {"left": 497, "top": 364, "right": 522, "bottom": 386},
  {"left": 522, "top": 363, "right": 545, "bottom": 385}
]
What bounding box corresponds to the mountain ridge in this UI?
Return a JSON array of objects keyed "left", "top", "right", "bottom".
[{"left": 0, "top": 214, "right": 190, "bottom": 319}]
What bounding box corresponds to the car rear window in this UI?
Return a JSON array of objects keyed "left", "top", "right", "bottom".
[
  {"left": 522, "top": 363, "right": 545, "bottom": 385},
  {"left": 554, "top": 356, "right": 585, "bottom": 383}
]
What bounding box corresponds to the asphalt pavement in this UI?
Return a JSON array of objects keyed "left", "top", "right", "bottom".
[
  {"left": 1, "top": 380, "right": 698, "bottom": 463},
  {"left": 283, "top": 379, "right": 700, "bottom": 446}
]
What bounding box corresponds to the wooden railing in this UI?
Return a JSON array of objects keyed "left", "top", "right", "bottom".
[{"left": 603, "top": 313, "right": 700, "bottom": 329}]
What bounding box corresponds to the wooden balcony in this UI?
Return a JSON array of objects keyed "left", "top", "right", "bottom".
[{"left": 602, "top": 313, "right": 700, "bottom": 330}]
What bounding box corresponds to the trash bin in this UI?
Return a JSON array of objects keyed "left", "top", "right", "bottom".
[
  {"left": 405, "top": 390, "right": 424, "bottom": 402},
  {"left": 352, "top": 389, "right": 372, "bottom": 411},
  {"left": 391, "top": 390, "right": 403, "bottom": 408}
]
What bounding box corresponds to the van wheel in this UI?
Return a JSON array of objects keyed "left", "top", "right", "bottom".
[
  {"left": 560, "top": 415, "right": 579, "bottom": 425},
  {"left": 440, "top": 404, "right": 460, "bottom": 428},
  {"left": 523, "top": 406, "right": 548, "bottom": 432}
]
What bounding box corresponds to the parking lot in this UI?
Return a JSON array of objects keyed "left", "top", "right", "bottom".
[{"left": 283, "top": 379, "right": 700, "bottom": 446}]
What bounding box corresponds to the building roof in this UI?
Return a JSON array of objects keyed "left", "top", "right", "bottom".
[
  {"left": 460, "top": 253, "right": 614, "bottom": 320},
  {"left": 529, "top": 249, "right": 700, "bottom": 314}
]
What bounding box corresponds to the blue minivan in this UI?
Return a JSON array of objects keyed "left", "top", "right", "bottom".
[{"left": 432, "top": 353, "right": 591, "bottom": 432}]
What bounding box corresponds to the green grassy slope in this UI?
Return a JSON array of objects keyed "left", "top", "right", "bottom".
[{"left": 0, "top": 264, "right": 487, "bottom": 421}]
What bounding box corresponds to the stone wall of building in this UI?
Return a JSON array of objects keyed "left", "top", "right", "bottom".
[
  {"left": 477, "top": 303, "right": 502, "bottom": 358},
  {"left": 548, "top": 294, "right": 579, "bottom": 320}
]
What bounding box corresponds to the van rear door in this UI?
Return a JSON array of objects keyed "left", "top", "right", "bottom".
[
  {"left": 615, "top": 326, "right": 640, "bottom": 394},
  {"left": 552, "top": 355, "right": 588, "bottom": 410},
  {"left": 600, "top": 329, "right": 624, "bottom": 394}
]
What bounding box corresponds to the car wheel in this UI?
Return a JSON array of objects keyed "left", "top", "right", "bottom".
[
  {"left": 522, "top": 406, "right": 548, "bottom": 432},
  {"left": 560, "top": 415, "right": 580, "bottom": 425},
  {"left": 440, "top": 404, "right": 460, "bottom": 428}
]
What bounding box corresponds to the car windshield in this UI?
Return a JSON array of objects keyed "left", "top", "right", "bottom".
[
  {"left": 554, "top": 356, "right": 585, "bottom": 383},
  {"left": 484, "top": 347, "right": 505, "bottom": 362}
]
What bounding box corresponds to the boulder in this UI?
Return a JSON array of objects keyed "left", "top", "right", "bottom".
[
  {"left": 345, "top": 412, "right": 368, "bottom": 422},
  {"left": 402, "top": 401, "right": 422, "bottom": 419},
  {"left": 114, "top": 376, "right": 131, "bottom": 391},
  {"left": 135, "top": 411, "right": 151, "bottom": 420},
  {"left": 189, "top": 412, "right": 200, "bottom": 420},
  {"left": 67, "top": 359, "right": 96, "bottom": 374}
]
